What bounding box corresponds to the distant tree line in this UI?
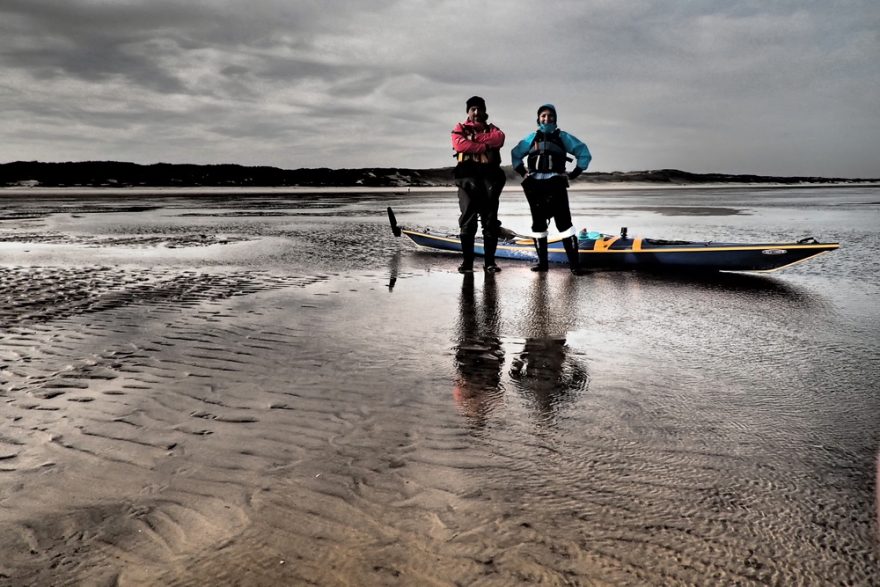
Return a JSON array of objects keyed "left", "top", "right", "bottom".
[
  {"left": 0, "top": 161, "right": 870, "bottom": 188},
  {"left": 0, "top": 161, "right": 458, "bottom": 188}
]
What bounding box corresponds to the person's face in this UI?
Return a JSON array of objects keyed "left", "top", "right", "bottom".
[
  {"left": 468, "top": 105, "right": 485, "bottom": 122},
  {"left": 538, "top": 110, "right": 556, "bottom": 125}
]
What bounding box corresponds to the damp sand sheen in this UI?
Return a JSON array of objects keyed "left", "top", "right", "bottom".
[{"left": 0, "top": 188, "right": 878, "bottom": 585}]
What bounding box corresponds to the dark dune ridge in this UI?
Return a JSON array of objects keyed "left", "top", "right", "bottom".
[{"left": 2, "top": 160, "right": 877, "bottom": 189}]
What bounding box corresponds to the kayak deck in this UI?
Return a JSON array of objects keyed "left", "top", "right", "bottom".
[{"left": 400, "top": 228, "right": 839, "bottom": 273}]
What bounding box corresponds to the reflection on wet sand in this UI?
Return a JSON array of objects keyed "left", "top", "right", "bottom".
[
  {"left": 387, "top": 250, "right": 401, "bottom": 291},
  {"left": 509, "top": 274, "right": 589, "bottom": 422},
  {"left": 452, "top": 272, "right": 590, "bottom": 427},
  {"left": 641, "top": 270, "right": 821, "bottom": 305},
  {"left": 453, "top": 273, "right": 504, "bottom": 425},
  {"left": 2, "top": 190, "right": 877, "bottom": 585}
]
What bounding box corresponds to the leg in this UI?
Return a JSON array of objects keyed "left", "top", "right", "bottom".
[
  {"left": 480, "top": 173, "right": 504, "bottom": 272},
  {"left": 523, "top": 177, "right": 551, "bottom": 272},
  {"left": 561, "top": 235, "right": 587, "bottom": 275},
  {"left": 548, "top": 178, "right": 585, "bottom": 274},
  {"left": 549, "top": 176, "right": 574, "bottom": 237},
  {"left": 523, "top": 177, "right": 551, "bottom": 235},
  {"left": 456, "top": 178, "right": 480, "bottom": 273},
  {"left": 459, "top": 235, "right": 476, "bottom": 273},
  {"left": 523, "top": 177, "right": 566, "bottom": 272},
  {"left": 532, "top": 236, "right": 549, "bottom": 272}
]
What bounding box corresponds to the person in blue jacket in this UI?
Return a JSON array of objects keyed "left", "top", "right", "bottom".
[{"left": 511, "top": 104, "right": 592, "bottom": 274}]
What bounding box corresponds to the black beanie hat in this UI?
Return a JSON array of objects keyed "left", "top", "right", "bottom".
[{"left": 466, "top": 96, "right": 486, "bottom": 111}]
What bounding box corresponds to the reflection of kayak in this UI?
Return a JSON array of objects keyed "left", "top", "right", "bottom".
[{"left": 387, "top": 207, "right": 839, "bottom": 273}]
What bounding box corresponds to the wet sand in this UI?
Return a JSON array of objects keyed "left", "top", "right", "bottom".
[{"left": 1, "top": 189, "right": 878, "bottom": 585}]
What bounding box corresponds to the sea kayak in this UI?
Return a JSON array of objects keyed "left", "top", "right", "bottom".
[{"left": 387, "top": 207, "right": 839, "bottom": 273}]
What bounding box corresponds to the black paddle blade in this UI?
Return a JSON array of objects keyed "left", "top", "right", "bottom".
[{"left": 387, "top": 207, "right": 401, "bottom": 237}]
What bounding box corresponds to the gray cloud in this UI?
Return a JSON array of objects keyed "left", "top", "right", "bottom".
[{"left": 1, "top": 0, "right": 878, "bottom": 176}]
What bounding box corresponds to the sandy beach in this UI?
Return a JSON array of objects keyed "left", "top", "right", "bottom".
[{"left": 1, "top": 187, "right": 878, "bottom": 585}]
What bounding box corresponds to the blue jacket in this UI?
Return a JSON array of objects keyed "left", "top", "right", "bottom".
[{"left": 511, "top": 126, "right": 592, "bottom": 176}]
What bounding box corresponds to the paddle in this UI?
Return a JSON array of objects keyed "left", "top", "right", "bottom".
[{"left": 387, "top": 207, "right": 402, "bottom": 237}]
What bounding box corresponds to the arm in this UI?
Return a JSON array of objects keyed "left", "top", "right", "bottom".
[
  {"left": 471, "top": 124, "right": 505, "bottom": 149},
  {"left": 451, "top": 123, "right": 487, "bottom": 154},
  {"left": 560, "top": 131, "right": 592, "bottom": 170},
  {"left": 510, "top": 132, "right": 537, "bottom": 169}
]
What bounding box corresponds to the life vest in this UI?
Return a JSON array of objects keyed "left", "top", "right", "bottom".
[
  {"left": 453, "top": 125, "right": 501, "bottom": 166},
  {"left": 526, "top": 130, "right": 570, "bottom": 174},
  {"left": 456, "top": 151, "right": 496, "bottom": 164}
]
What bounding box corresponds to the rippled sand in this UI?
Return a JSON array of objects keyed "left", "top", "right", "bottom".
[{"left": 1, "top": 191, "right": 878, "bottom": 585}]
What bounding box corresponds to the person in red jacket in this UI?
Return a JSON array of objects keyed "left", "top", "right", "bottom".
[{"left": 451, "top": 96, "right": 506, "bottom": 273}]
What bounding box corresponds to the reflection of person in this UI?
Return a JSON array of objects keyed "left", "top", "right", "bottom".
[
  {"left": 510, "top": 104, "right": 592, "bottom": 275},
  {"left": 452, "top": 272, "right": 505, "bottom": 426},
  {"left": 509, "top": 275, "right": 588, "bottom": 420},
  {"left": 510, "top": 336, "right": 574, "bottom": 415},
  {"left": 451, "top": 96, "right": 507, "bottom": 274}
]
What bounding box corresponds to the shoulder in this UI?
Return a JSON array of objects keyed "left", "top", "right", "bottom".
[
  {"left": 559, "top": 130, "right": 585, "bottom": 143},
  {"left": 519, "top": 130, "right": 538, "bottom": 143}
]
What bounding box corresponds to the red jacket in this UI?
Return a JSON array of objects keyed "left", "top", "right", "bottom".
[{"left": 451, "top": 120, "right": 505, "bottom": 156}]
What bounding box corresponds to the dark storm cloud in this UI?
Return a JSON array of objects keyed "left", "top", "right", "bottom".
[
  {"left": 1, "top": 0, "right": 204, "bottom": 91},
  {"left": 0, "top": 0, "right": 384, "bottom": 94},
  {"left": 0, "top": 0, "right": 878, "bottom": 176}
]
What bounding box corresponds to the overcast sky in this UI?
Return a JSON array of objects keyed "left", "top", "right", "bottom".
[{"left": 1, "top": 0, "right": 878, "bottom": 177}]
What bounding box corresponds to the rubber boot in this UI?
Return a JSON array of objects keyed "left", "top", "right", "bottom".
[
  {"left": 459, "top": 234, "right": 475, "bottom": 273},
  {"left": 483, "top": 236, "right": 501, "bottom": 273},
  {"left": 531, "top": 237, "right": 549, "bottom": 272},
  {"left": 563, "top": 235, "right": 588, "bottom": 275}
]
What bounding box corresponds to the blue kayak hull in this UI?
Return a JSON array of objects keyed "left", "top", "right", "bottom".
[{"left": 401, "top": 229, "right": 839, "bottom": 273}]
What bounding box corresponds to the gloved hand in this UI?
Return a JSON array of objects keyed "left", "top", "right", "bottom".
[
  {"left": 567, "top": 167, "right": 583, "bottom": 181},
  {"left": 514, "top": 164, "right": 527, "bottom": 177}
]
